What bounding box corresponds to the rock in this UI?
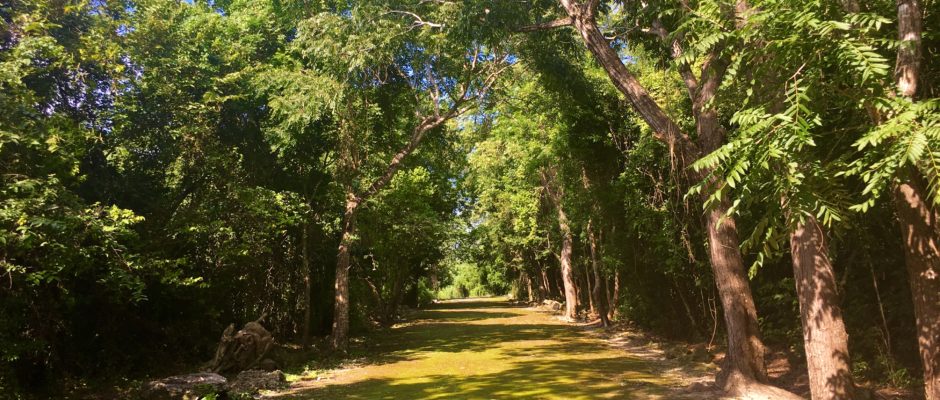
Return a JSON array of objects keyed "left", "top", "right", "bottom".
[
  {"left": 541, "top": 299, "right": 563, "bottom": 311},
  {"left": 142, "top": 372, "right": 227, "bottom": 400},
  {"left": 228, "top": 369, "right": 287, "bottom": 395}
]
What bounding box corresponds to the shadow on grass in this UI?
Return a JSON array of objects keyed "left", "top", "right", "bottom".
[
  {"left": 275, "top": 299, "right": 677, "bottom": 399},
  {"left": 423, "top": 298, "right": 520, "bottom": 310},
  {"left": 410, "top": 310, "right": 526, "bottom": 323},
  {"left": 283, "top": 355, "right": 667, "bottom": 399}
]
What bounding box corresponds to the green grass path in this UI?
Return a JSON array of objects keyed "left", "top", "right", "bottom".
[{"left": 271, "top": 297, "right": 680, "bottom": 399}]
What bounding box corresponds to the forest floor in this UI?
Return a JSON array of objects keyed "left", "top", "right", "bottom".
[{"left": 265, "top": 297, "right": 726, "bottom": 399}]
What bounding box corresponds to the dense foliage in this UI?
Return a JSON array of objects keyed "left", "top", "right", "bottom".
[{"left": 1, "top": 0, "right": 939, "bottom": 399}]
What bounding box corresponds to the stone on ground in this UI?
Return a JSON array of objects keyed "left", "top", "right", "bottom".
[
  {"left": 229, "top": 369, "right": 288, "bottom": 395},
  {"left": 141, "top": 372, "right": 227, "bottom": 400}
]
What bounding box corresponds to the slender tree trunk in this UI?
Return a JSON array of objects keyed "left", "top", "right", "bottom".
[
  {"left": 541, "top": 268, "right": 553, "bottom": 299},
  {"left": 542, "top": 168, "right": 579, "bottom": 320},
  {"left": 526, "top": 273, "right": 536, "bottom": 302},
  {"left": 544, "top": 5, "right": 792, "bottom": 396},
  {"left": 892, "top": 178, "right": 940, "bottom": 400},
  {"left": 558, "top": 210, "right": 578, "bottom": 320},
  {"left": 790, "top": 215, "right": 855, "bottom": 400},
  {"left": 301, "top": 221, "right": 312, "bottom": 348},
  {"left": 386, "top": 273, "right": 405, "bottom": 325},
  {"left": 610, "top": 271, "right": 620, "bottom": 320},
  {"left": 675, "top": 279, "right": 701, "bottom": 336},
  {"left": 588, "top": 221, "right": 610, "bottom": 326},
  {"left": 869, "top": 262, "right": 893, "bottom": 359},
  {"left": 584, "top": 258, "right": 596, "bottom": 316},
  {"left": 430, "top": 265, "right": 439, "bottom": 291},
  {"left": 891, "top": 1, "right": 939, "bottom": 398},
  {"left": 705, "top": 198, "right": 772, "bottom": 388},
  {"left": 331, "top": 195, "right": 358, "bottom": 352}
]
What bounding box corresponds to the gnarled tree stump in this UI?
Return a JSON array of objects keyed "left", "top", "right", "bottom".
[{"left": 209, "top": 316, "right": 274, "bottom": 373}]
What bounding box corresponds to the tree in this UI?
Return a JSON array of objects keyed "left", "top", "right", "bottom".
[
  {"left": 511, "top": 1, "right": 798, "bottom": 395},
  {"left": 281, "top": 0, "right": 509, "bottom": 350}
]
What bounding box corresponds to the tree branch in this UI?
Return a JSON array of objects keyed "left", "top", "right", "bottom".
[
  {"left": 650, "top": 19, "right": 699, "bottom": 100},
  {"left": 385, "top": 10, "right": 443, "bottom": 29},
  {"left": 516, "top": 17, "right": 573, "bottom": 32}
]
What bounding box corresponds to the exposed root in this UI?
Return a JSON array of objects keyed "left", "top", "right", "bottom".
[{"left": 722, "top": 371, "right": 805, "bottom": 400}]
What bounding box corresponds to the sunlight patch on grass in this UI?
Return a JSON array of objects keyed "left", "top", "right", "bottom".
[{"left": 273, "top": 299, "right": 680, "bottom": 399}]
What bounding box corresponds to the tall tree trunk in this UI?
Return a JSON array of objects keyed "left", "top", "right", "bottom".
[
  {"left": 385, "top": 272, "right": 405, "bottom": 325},
  {"left": 583, "top": 257, "right": 596, "bottom": 316},
  {"left": 537, "top": 4, "right": 794, "bottom": 396},
  {"left": 331, "top": 194, "right": 358, "bottom": 352},
  {"left": 610, "top": 271, "right": 620, "bottom": 320},
  {"left": 675, "top": 279, "right": 701, "bottom": 336},
  {"left": 893, "top": 177, "right": 940, "bottom": 400},
  {"left": 790, "top": 215, "right": 855, "bottom": 400},
  {"left": 328, "top": 116, "right": 453, "bottom": 351},
  {"left": 301, "top": 221, "right": 312, "bottom": 348},
  {"left": 588, "top": 221, "right": 610, "bottom": 326},
  {"left": 541, "top": 268, "right": 553, "bottom": 299},
  {"left": 526, "top": 273, "right": 536, "bottom": 302},
  {"left": 558, "top": 209, "right": 578, "bottom": 320},
  {"left": 542, "top": 168, "right": 579, "bottom": 320},
  {"left": 891, "top": 1, "right": 939, "bottom": 398},
  {"left": 705, "top": 198, "right": 773, "bottom": 389}
]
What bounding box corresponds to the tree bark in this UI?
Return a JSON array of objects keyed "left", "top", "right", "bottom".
[
  {"left": 895, "top": 0, "right": 921, "bottom": 99},
  {"left": 557, "top": 207, "right": 578, "bottom": 320},
  {"left": 588, "top": 220, "right": 610, "bottom": 326},
  {"left": 893, "top": 178, "right": 940, "bottom": 400},
  {"left": 301, "top": 221, "right": 312, "bottom": 348},
  {"left": 330, "top": 194, "right": 358, "bottom": 352},
  {"left": 541, "top": 267, "right": 554, "bottom": 299},
  {"left": 790, "top": 215, "right": 856, "bottom": 400},
  {"left": 542, "top": 3, "right": 793, "bottom": 396},
  {"left": 610, "top": 270, "right": 620, "bottom": 320},
  {"left": 329, "top": 113, "right": 462, "bottom": 351},
  {"left": 705, "top": 199, "right": 770, "bottom": 386},
  {"left": 583, "top": 257, "right": 596, "bottom": 316},
  {"left": 890, "top": 1, "right": 939, "bottom": 398},
  {"left": 542, "top": 168, "right": 579, "bottom": 320},
  {"left": 525, "top": 272, "right": 537, "bottom": 302}
]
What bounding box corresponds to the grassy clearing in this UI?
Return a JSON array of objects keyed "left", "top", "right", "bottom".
[{"left": 270, "top": 297, "right": 678, "bottom": 399}]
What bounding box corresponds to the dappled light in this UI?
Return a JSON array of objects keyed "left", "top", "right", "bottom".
[
  {"left": 3, "top": 0, "right": 938, "bottom": 399},
  {"left": 272, "top": 299, "right": 676, "bottom": 399}
]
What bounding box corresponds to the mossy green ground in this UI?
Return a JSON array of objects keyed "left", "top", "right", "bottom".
[{"left": 270, "top": 297, "right": 679, "bottom": 399}]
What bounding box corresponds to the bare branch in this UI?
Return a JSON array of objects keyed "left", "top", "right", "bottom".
[{"left": 385, "top": 10, "right": 443, "bottom": 29}]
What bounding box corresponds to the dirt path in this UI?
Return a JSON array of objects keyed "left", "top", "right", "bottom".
[{"left": 268, "top": 297, "right": 720, "bottom": 399}]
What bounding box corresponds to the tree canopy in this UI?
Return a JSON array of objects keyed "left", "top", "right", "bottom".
[{"left": 1, "top": 0, "right": 939, "bottom": 399}]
